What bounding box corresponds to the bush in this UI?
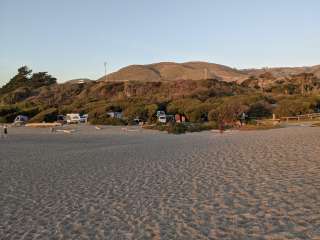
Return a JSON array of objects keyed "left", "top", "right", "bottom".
[
  {"left": 20, "top": 106, "right": 40, "bottom": 119},
  {"left": 274, "top": 99, "right": 315, "bottom": 117},
  {"left": 183, "top": 122, "right": 216, "bottom": 132},
  {"left": 29, "top": 108, "right": 58, "bottom": 123},
  {"left": 123, "top": 105, "right": 148, "bottom": 122},
  {"left": 143, "top": 123, "right": 168, "bottom": 132},
  {"left": 167, "top": 99, "right": 212, "bottom": 122},
  {"left": 0, "top": 105, "right": 19, "bottom": 122},
  {"left": 146, "top": 104, "right": 158, "bottom": 123},
  {"left": 90, "top": 114, "right": 126, "bottom": 125},
  {"left": 167, "top": 123, "right": 187, "bottom": 134},
  {"left": 247, "top": 101, "right": 272, "bottom": 119},
  {"left": 210, "top": 100, "right": 248, "bottom": 123}
]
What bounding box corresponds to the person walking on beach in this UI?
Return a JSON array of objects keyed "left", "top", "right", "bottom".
[
  {"left": 240, "top": 112, "right": 246, "bottom": 126},
  {"left": 219, "top": 121, "right": 225, "bottom": 134},
  {"left": 3, "top": 124, "right": 8, "bottom": 137}
]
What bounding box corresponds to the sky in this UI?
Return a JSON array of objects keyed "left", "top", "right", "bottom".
[{"left": 1, "top": 0, "right": 320, "bottom": 86}]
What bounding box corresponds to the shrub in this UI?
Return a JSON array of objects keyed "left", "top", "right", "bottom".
[
  {"left": 274, "top": 99, "right": 315, "bottom": 117},
  {"left": 167, "top": 99, "right": 212, "bottom": 122},
  {"left": 212, "top": 100, "right": 249, "bottom": 123},
  {"left": 167, "top": 99, "right": 202, "bottom": 115},
  {"left": 29, "top": 108, "right": 58, "bottom": 123},
  {"left": 145, "top": 104, "right": 158, "bottom": 123},
  {"left": 0, "top": 105, "right": 24, "bottom": 123},
  {"left": 20, "top": 106, "right": 40, "bottom": 119},
  {"left": 123, "top": 105, "right": 148, "bottom": 122},
  {"left": 143, "top": 123, "right": 168, "bottom": 132},
  {"left": 247, "top": 101, "right": 272, "bottom": 119},
  {"left": 167, "top": 123, "right": 187, "bottom": 134},
  {"left": 186, "top": 123, "right": 206, "bottom": 132},
  {"left": 89, "top": 114, "right": 126, "bottom": 125}
]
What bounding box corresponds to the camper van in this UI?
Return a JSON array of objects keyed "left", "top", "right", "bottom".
[
  {"left": 157, "top": 111, "right": 167, "bottom": 123},
  {"left": 13, "top": 115, "right": 29, "bottom": 126},
  {"left": 66, "top": 114, "right": 81, "bottom": 124},
  {"left": 158, "top": 115, "right": 167, "bottom": 123}
]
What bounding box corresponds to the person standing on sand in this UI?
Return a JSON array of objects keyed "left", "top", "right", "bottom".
[
  {"left": 3, "top": 124, "right": 8, "bottom": 137},
  {"left": 219, "top": 121, "right": 225, "bottom": 134}
]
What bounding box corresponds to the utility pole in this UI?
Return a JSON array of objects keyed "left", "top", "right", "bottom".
[
  {"left": 104, "top": 62, "right": 107, "bottom": 81},
  {"left": 204, "top": 68, "right": 208, "bottom": 80}
]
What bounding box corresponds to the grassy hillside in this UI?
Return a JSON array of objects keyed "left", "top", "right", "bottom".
[
  {"left": 1, "top": 63, "right": 320, "bottom": 125},
  {"left": 98, "top": 62, "right": 248, "bottom": 83}
]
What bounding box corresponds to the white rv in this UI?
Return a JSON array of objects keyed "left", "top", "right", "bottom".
[
  {"left": 158, "top": 115, "right": 167, "bottom": 123},
  {"left": 66, "top": 114, "right": 81, "bottom": 124}
]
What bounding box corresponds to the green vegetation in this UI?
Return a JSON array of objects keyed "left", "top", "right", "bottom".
[
  {"left": 89, "top": 115, "right": 126, "bottom": 126},
  {"left": 0, "top": 66, "right": 56, "bottom": 102},
  {"left": 144, "top": 121, "right": 218, "bottom": 134},
  {"left": 1, "top": 66, "right": 320, "bottom": 134},
  {"left": 273, "top": 95, "right": 320, "bottom": 117},
  {"left": 29, "top": 108, "right": 58, "bottom": 123}
]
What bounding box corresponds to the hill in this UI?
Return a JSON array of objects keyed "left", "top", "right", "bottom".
[
  {"left": 242, "top": 65, "right": 320, "bottom": 79},
  {"left": 98, "top": 62, "right": 248, "bottom": 83},
  {"left": 98, "top": 61, "right": 320, "bottom": 85},
  {"left": 1, "top": 63, "right": 320, "bottom": 125}
]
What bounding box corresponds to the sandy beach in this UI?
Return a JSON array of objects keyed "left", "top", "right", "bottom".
[{"left": 0, "top": 125, "right": 320, "bottom": 239}]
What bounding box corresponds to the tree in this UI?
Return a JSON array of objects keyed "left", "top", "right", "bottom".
[
  {"left": 258, "top": 72, "right": 275, "bottom": 93},
  {"left": 145, "top": 104, "right": 158, "bottom": 123},
  {"left": 208, "top": 100, "right": 248, "bottom": 123},
  {"left": 31, "top": 72, "right": 57, "bottom": 88},
  {"left": 247, "top": 101, "right": 272, "bottom": 118},
  {"left": 123, "top": 105, "right": 148, "bottom": 122},
  {"left": 291, "top": 73, "right": 317, "bottom": 96},
  {"left": 0, "top": 66, "right": 32, "bottom": 94},
  {"left": 0, "top": 66, "right": 57, "bottom": 95},
  {"left": 274, "top": 98, "right": 315, "bottom": 117}
]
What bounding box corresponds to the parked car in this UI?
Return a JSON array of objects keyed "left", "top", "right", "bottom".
[
  {"left": 79, "top": 114, "right": 88, "bottom": 123},
  {"left": 56, "top": 115, "right": 66, "bottom": 124},
  {"left": 66, "top": 113, "right": 81, "bottom": 124},
  {"left": 131, "top": 118, "right": 142, "bottom": 125}
]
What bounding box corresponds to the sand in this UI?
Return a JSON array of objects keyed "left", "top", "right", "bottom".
[{"left": 0, "top": 125, "right": 320, "bottom": 239}]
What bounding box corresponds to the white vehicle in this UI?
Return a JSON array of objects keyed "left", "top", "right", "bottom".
[
  {"left": 79, "top": 114, "right": 88, "bottom": 123},
  {"left": 66, "top": 113, "right": 81, "bottom": 124},
  {"left": 158, "top": 115, "right": 167, "bottom": 123},
  {"left": 156, "top": 110, "right": 166, "bottom": 117}
]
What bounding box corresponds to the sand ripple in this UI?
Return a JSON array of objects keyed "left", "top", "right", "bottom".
[{"left": 0, "top": 126, "right": 320, "bottom": 239}]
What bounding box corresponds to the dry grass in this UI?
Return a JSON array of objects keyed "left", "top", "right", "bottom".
[{"left": 239, "top": 123, "right": 283, "bottom": 131}]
